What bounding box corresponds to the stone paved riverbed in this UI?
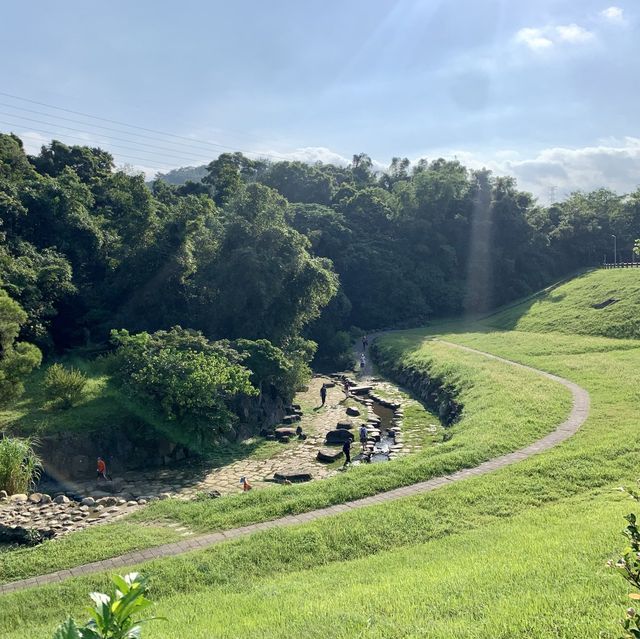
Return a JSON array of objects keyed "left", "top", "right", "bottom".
[{"left": 1, "top": 368, "right": 414, "bottom": 539}]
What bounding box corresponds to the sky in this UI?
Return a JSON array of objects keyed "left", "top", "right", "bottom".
[{"left": 1, "top": 0, "right": 639, "bottom": 200}]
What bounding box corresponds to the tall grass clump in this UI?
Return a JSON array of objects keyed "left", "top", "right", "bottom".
[
  {"left": 44, "top": 363, "right": 87, "bottom": 409},
  {"left": 0, "top": 435, "right": 41, "bottom": 494}
]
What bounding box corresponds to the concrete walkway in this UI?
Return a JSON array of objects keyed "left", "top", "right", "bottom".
[{"left": 0, "top": 341, "right": 590, "bottom": 595}]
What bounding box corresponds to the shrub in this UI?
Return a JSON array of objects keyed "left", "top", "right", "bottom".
[
  {"left": 52, "top": 572, "right": 162, "bottom": 639},
  {"left": 44, "top": 363, "right": 87, "bottom": 408},
  {"left": 0, "top": 435, "right": 41, "bottom": 494},
  {"left": 111, "top": 328, "right": 257, "bottom": 437}
]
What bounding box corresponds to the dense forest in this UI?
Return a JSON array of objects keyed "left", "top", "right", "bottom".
[{"left": 1, "top": 132, "right": 639, "bottom": 436}]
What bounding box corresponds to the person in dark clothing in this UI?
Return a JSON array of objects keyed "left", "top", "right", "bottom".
[
  {"left": 320, "top": 384, "right": 327, "bottom": 406},
  {"left": 342, "top": 438, "right": 351, "bottom": 466}
]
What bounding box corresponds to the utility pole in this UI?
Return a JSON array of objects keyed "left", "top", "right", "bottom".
[{"left": 611, "top": 234, "right": 617, "bottom": 266}]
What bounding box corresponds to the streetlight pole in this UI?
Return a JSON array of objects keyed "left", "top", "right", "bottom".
[{"left": 611, "top": 234, "right": 617, "bottom": 266}]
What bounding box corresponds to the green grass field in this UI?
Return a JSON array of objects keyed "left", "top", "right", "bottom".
[
  {"left": 2, "top": 268, "right": 640, "bottom": 638},
  {"left": 0, "top": 339, "right": 569, "bottom": 585}
]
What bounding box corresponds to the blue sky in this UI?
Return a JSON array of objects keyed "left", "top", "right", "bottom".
[{"left": 1, "top": 0, "right": 638, "bottom": 198}]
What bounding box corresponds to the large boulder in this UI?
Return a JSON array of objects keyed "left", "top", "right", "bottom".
[
  {"left": 336, "top": 420, "right": 353, "bottom": 430},
  {"left": 317, "top": 448, "right": 344, "bottom": 463},
  {"left": 346, "top": 406, "right": 361, "bottom": 417},
  {"left": 325, "top": 429, "right": 354, "bottom": 445}
]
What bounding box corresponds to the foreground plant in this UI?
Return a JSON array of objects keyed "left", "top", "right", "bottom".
[
  {"left": 52, "top": 573, "right": 162, "bottom": 639},
  {"left": 0, "top": 435, "right": 41, "bottom": 494},
  {"left": 610, "top": 483, "right": 640, "bottom": 637}
]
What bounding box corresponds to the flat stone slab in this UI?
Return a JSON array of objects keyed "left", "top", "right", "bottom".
[
  {"left": 275, "top": 427, "right": 297, "bottom": 438},
  {"left": 274, "top": 470, "right": 313, "bottom": 483},
  {"left": 282, "top": 415, "right": 301, "bottom": 424},
  {"left": 317, "top": 448, "right": 344, "bottom": 463},
  {"left": 350, "top": 385, "right": 372, "bottom": 395}
]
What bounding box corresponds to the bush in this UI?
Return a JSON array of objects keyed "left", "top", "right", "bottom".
[
  {"left": 0, "top": 435, "right": 41, "bottom": 494},
  {"left": 44, "top": 363, "right": 87, "bottom": 408}
]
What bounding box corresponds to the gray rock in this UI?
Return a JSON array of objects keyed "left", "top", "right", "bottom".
[
  {"left": 275, "top": 427, "right": 297, "bottom": 438},
  {"left": 0, "top": 490, "right": 8, "bottom": 500},
  {"left": 81, "top": 497, "right": 96, "bottom": 507},
  {"left": 40, "top": 494, "right": 52, "bottom": 504},
  {"left": 346, "top": 406, "right": 361, "bottom": 417},
  {"left": 54, "top": 495, "right": 70, "bottom": 504},
  {"left": 9, "top": 493, "right": 27, "bottom": 502},
  {"left": 325, "top": 429, "right": 354, "bottom": 445},
  {"left": 336, "top": 420, "right": 353, "bottom": 430},
  {"left": 274, "top": 470, "right": 312, "bottom": 483},
  {"left": 317, "top": 448, "right": 344, "bottom": 463},
  {"left": 158, "top": 493, "right": 171, "bottom": 500}
]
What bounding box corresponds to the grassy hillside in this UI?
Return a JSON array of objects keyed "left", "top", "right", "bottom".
[
  {"left": 4, "top": 272, "right": 640, "bottom": 637},
  {"left": 483, "top": 268, "right": 640, "bottom": 338}
]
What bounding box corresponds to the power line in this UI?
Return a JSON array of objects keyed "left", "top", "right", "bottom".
[
  {"left": 0, "top": 120, "right": 183, "bottom": 171},
  {"left": 0, "top": 101, "right": 222, "bottom": 155},
  {"left": 0, "top": 91, "right": 293, "bottom": 161},
  {"left": 0, "top": 111, "right": 217, "bottom": 163}
]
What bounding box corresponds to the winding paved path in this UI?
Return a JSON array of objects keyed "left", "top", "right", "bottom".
[{"left": 0, "top": 340, "right": 590, "bottom": 595}]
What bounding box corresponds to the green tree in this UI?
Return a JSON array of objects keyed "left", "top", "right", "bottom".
[
  {"left": 111, "top": 328, "right": 257, "bottom": 437},
  {"left": 0, "top": 289, "right": 41, "bottom": 404}
]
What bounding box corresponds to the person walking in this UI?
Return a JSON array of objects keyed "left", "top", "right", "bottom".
[
  {"left": 360, "top": 353, "right": 366, "bottom": 370},
  {"left": 320, "top": 384, "right": 327, "bottom": 406},
  {"left": 96, "top": 457, "right": 111, "bottom": 481},
  {"left": 342, "top": 437, "right": 352, "bottom": 466},
  {"left": 362, "top": 335, "right": 367, "bottom": 351},
  {"left": 240, "top": 476, "right": 252, "bottom": 491},
  {"left": 359, "top": 423, "right": 369, "bottom": 451}
]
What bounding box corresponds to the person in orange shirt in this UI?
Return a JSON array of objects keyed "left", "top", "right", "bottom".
[{"left": 96, "top": 457, "right": 112, "bottom": 481}]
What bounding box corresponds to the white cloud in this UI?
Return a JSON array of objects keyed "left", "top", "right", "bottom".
[
  {"left": 14, "top": 130, "right": 49, "bottom": 155},
  {"left": 555, "top": 23, "right": 594, "bottom": 43},
  {"left": 429, "top": 138, "right": 640, "bottom": 199},
  {"left": 252, "top": 146, "right": 352, "bottom": 166},
  {"left": 514, "top": 23, "right": 595, "bottom": 51},
  {"left": 600, "top": 6, "right": 624, "bottom": 23},
  {"left": 514, "top": 27, "right": 554, "bottom": 50}
]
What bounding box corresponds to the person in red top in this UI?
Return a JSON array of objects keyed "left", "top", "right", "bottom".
[{"left": 96, "top": 457, "right": 111, "bottom": 481}]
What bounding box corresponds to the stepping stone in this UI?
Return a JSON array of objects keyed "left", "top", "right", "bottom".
[
  {"left": 336, "top": 420, "right": 353, "bottom": 430},
  {"left": 346, "top": 406, "right": 361, "bottom": 417},
  {"left": 282, "top": 415, "right": 301, "bottom": 424},
  {"left": 325, "top": 429, "right": 354, "bottom": 444},
  {"left": 350, "top": 385, "right": 372, "bottom": 395},
  {"left": 275, "top": 427, "right": 297, "bottom": 438},
  {"left": 274, "top": 470, "right": 313, "bottom": 483},
  {"left": 317, "top": 448, "right": 344, "bottom": 463}
]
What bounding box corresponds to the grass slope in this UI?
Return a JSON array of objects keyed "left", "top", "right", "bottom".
[
  {"left": 3, "top": 269, "right": 640, "bottom": 638},
  {"left": 0, "top": 342, "right": 569, "bottom": 584},
  {"left": 483, "top": 268, "right": 640, "bottom": 339}
]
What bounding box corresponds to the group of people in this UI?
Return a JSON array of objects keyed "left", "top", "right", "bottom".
[{"left": 341, "top": 423, "right": 371, "bottom": 466}]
